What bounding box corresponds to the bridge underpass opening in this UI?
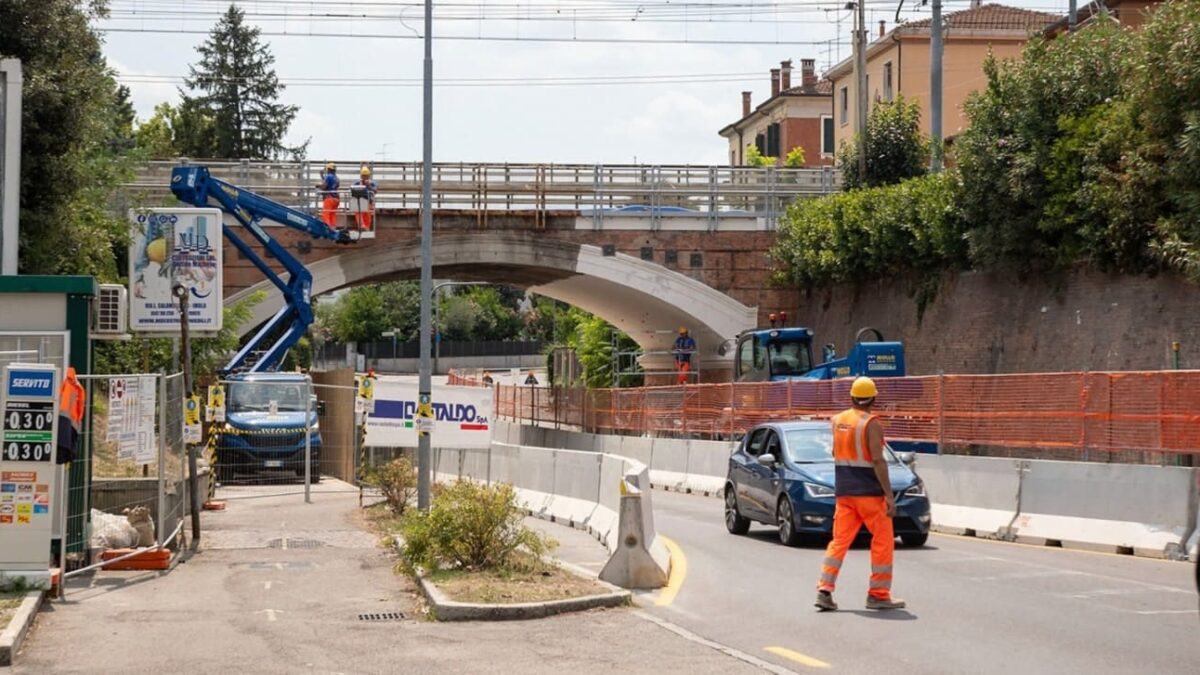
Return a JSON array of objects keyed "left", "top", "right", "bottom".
[{"left": 228, "top": 232, "right": 758, "bottom": 379}]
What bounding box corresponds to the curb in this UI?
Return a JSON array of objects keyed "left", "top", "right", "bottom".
[
  {"left": 0, "top": 590, "right": 45, "bottom": 667},
  {"left": 415, "top": 572, "right": 630, "bottom": 621}
]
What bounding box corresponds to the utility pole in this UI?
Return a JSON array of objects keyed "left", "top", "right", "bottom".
[
  {"left": 0, "top": 59, "right": 21, "bottom": 275},
  {"left": 1069, "top": 0, "right": 1077, "bottom": 31},
  {"left": 173, "top": 284, "right": 202, "bottom": 542},
  {"left": 853, "top": 1, "right": 867, "bottom": 178},
  {"left": 417, "top": 0, "right": 434, "bottom": 511},
  {"left": 930, "top": 0, "right": 944, "bottom": 172}
]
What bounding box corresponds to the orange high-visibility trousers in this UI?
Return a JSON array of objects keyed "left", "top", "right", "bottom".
[
  {"left": 321, "top": 196, "right": 340, "bottom": 227},
  {"left": 355, "top": 204, "right": 374, "bottom": 232},
  {"left": 676, "top": 360, "right": 691, "bottom": 385},
  {"left": 816, "top": 495, "right": 895, "bottom": 599}
]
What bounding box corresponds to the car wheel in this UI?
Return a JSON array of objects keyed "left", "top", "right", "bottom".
[
  {"left": 777, "top": 497, "right": 801, "bottom": 547},
  {"left": 901, "top": 532, "right": 929, "bottom": 547},
  {"left": 725, "top": 487, "right": 751, "bottom": 535}
]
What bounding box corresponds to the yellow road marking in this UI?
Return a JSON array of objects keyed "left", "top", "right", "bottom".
[
  {"left": 764, "top": 646, "right": 831, "bottom": 669},
  {"left": 655, "top": 535, "right": 687, "bottom": 607}
]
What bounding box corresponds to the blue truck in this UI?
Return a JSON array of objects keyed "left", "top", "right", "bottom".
[
  {"left": 216, "top": 373, "right": 323, "bottom": 484},
  {"left": 731, "top": 327, "right": 906, "bottom": 382}
]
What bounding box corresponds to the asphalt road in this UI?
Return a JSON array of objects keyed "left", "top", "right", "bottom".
[{"left": 641, "top": 489, "right": 1200, "bottom": 674}]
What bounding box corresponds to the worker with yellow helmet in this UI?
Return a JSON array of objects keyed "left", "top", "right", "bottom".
[
  {"left": 673, "top": 326, "right": 697, "bottom": 385},
  {"left": 317, "top": 162, "right": 340, "bottom": 227},
  {"left": 814, "top": 376, "right": 906, "bottom": 612},
  {"left": 352, "top": 166, "right": 378, "bottom": 232}
]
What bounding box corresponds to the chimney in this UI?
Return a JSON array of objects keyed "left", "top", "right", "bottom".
[
  {"left": 879, "top": 20, "right": 886, "bottom": 38},
  {"left": 971, "top": 0, "right": 982, "bottom": 6},
  {"left": 801, "top": 59, "right": 816, "bottom": 88},
  {"left": 780, "top": 60, "right": 793, "bottom": 91},
  {"left": 741, "top": 91, "right": 752, "bottom": 117},
  {"left": 770, "top": 68, "right": 781, "bottom": 97}
]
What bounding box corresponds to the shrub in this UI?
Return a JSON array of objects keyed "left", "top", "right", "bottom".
[
  {"left": 361, "top": 457, "right": 418, "bottom": 515},
  {"left": 837, "top": 95, "right": 928, "bottom": 190},
  {"left": 401, "top": 481, "right": 552, "bottom": 571}
]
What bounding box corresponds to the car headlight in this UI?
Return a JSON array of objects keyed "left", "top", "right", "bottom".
[
  {"left": 903, "top": 482, "right": 925, "bottom": 497},
  {"left": 803, "top": 482, "right": 836, "bottom": 499}
]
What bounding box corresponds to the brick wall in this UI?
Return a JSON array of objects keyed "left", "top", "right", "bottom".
[
  {"left": 796, "top": 269, "right": 1200, "bottom": 374},
  {"left": 782, "top": 118, "right": 833, "bottom": 167}
]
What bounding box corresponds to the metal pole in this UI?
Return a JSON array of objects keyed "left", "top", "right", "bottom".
[
  {"left": 0, "top": 59, "right": 22, "bottom": 275},
  {"left": 304, "top": 375, "right": 312, "bottom": 503},
  {"left": 417, "top": 0, "right": 434, "bottom": 511},
  {"left": 930, "top": 0, "right": 944, "bottom": 172},
  {"left": 1172, "top": 341, "right": 1181, "bottom": 370},
  {"left": 855, "top": 0, "right": 867, "bottom": 178},
  {"left": 174, "top": 285, "right": 202, "bottom": 542},
  {"left": 1069, "top": 0, "right": 1077, "bottom": 31}
]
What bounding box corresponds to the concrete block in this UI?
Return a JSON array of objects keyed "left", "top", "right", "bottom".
[
  {"left": 461, "top": 448, "right": 491, "bottom": 483},
  {"left": 517, "top": 444, "right": 556, "bottom": 495},
  {"left": 488, "top": 443, "right": 521, "bottom": 486},
  {"left": 599, "top": 482, "right": 670, "bottom": 589},
  {"left": 1013, "top": 461, "right": 1196, "bottom": 557},
  {"left": 649, "top": 438, "right": 689, "bottom": 490},
  {"left": 685, "top": 438, "right": 735, "bottom": 480},
  {"left": 619, "top": 436, "right": 654, "bottom": 468},
  {"left": 919, "top": 454, "right": 1021, "bottom": 537}
]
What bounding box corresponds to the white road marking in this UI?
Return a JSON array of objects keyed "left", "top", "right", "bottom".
[
  {"left": 264, "top": 581, "right": 272, "bottom": 590},
  {"left": 634, "top": 610, "right": 799, "bottom": 675},
  {"left": 972, "top": 570, "right": 1086, "bottom": 582},
  {"left": 275, "top": 563, "right": 284, "bottom": 570},
  {"left": 1132, "top": 610, "right": 1196, "bottom": 615},
  {"left": 258, "top": 609, "right": 282, "bottom": 622}
]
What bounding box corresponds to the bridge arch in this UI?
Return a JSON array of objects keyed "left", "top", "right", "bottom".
[{"left": 229, "top": 232, "right": 757, "bottom": 373}]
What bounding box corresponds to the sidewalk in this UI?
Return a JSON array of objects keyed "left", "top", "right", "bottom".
[{"left": 10, "top": 480, "right": 763, "bottom": 674}]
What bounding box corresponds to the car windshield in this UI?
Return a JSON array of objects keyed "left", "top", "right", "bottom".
[
  {"left": 783, "top": 427, "right": 900, "bottom": 464},
  {"left": 228, "top": 382, "right": 306, "bottom": 412},
  {"left": 767, "top": 340, "right": 811, "bottom": 377}
]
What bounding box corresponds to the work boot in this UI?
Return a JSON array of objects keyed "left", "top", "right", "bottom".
[
  {"left": 814, "top": 591, "right": 838, "bottom": 611},
  {"left": 865, "top": 596, "right": 906, "bottom": 610}
]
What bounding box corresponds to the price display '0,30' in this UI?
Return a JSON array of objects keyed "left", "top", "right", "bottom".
[
  {"left": 3, "top": 442, "right": 51, "bottom": 461},
  {"left": 7, "top": 410, "right": 52, "bottom": 431}
]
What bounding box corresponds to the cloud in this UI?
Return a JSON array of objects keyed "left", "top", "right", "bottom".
[{"left": 108, "top": 58, "right": 180, "bottom": 122}]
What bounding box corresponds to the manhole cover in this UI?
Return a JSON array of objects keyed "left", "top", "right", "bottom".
[
  {"left": 266, "top": 538, "right": 325, "bottom": 549},
  {"left": 358, "top": 612, "right": 405, "bottom": 622}
]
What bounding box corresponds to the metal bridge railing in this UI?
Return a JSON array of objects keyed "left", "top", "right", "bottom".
[{"left": 123, "top": 159, "right": 841, "bottom": 229}]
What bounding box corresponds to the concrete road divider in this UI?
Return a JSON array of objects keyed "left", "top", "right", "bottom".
[
  {"left": 1011, "top": 460, "right": 1198, "bottom": 558},
  {"left": 431, "top": 440, "right": 670, "bottom": 588},
  {"left": 915, "top": 454, "right": 1022, "bottom": 539}
]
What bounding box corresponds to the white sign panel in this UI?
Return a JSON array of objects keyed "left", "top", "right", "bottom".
[
  {"left": 128, "top": 208, "right": 223, "bottom": 335},
  {"left": 364, "top": 378, "right": 493, "bottom": 449},
  {"left": 0, "top": 364, "right": 60, "bottom": 572},
  {"left": 107, "top": 376, "right": 156, "bottom": 465}
]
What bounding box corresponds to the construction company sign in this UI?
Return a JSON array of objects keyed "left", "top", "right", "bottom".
[
  {"left": 128, "top": 208, "right": 223, "bottom": 335},
  {"left": 364, "top": 378, "right": 492, "bottom": 449}
]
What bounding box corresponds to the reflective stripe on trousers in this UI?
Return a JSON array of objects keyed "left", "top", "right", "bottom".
[{"left": 815, "top": 495, "right": 895, "bottom": 599}]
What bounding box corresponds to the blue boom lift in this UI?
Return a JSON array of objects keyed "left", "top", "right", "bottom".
[{"left": 170, "top": 165, "right": 356, "bottom": 374}]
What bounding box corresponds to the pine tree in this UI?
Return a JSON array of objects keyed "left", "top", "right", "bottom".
[{"left": 181, "top": 4, "right": 302, "bottom": 159}]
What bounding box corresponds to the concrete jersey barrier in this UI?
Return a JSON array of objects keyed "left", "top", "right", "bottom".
[
  {"left": 497, "top": 421, "right": 1200, "bottom": 561},
  {"left": 430, "top": 441, "right": 670, "bottom": 588}
]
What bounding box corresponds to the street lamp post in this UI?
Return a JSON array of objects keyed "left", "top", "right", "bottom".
[{"left": 417, "top": 0, "right": 434, "bottom": 511}]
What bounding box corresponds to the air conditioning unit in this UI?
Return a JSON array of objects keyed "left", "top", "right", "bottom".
[{"left": 93, "top": 284, "right": 129, "bottom": 338}]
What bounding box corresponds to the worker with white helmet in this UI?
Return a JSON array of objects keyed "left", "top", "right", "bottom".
[{"left": 317, "top": 162, "right": 340, "bottom": 227}]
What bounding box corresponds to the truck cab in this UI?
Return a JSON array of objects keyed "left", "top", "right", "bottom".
[
  {"left": 732, "top": 326, "right": 905, "bottom": 382},
  {"left": 216, "top": 373, "right": 321, "bottom": 483}
]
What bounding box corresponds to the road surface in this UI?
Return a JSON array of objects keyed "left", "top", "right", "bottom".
[{"left": 640, "top": 489, "right": 1199, "bottom": 674}]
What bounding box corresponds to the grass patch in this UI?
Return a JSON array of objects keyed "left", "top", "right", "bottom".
[
  {"left": 427, "top": 553, "right": 610, "bottom": 605},
  {"left": 0, "top": 591, "right": 25, "bottom": 633}
]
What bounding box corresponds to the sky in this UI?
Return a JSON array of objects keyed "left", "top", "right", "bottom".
[{"left": 98, "top": 0, "right": 1073, "bottom": 166}]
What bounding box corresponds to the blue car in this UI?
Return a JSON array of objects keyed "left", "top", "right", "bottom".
[{"left": 724, "top": 420, "right": 932, "bottom": 547}]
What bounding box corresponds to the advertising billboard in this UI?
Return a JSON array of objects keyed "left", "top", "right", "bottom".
[
  {"left": 128, "top": 208, "right": 223, "bottom": 335},
  {"left": 364, "top": 378, "right": 493, "bottom": 449}
]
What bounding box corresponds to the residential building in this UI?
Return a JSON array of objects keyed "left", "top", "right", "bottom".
[
  {"left": 824, "top": 3, "right": 1058, "bottom": 153},
  {"left": 1044, "top": 0, "right": 1163, "bottom": 35},
  {"left": 718, "top": 59, "right": 834, "bottom": 167}
]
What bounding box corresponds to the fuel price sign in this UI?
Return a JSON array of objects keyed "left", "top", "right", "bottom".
[{"left": 2, "top": 401, "right": 55, "bottom": 461}]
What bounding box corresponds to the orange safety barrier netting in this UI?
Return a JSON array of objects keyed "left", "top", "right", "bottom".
[{"left": 487, "top": 371, "right": 1200, "bottom": 456}]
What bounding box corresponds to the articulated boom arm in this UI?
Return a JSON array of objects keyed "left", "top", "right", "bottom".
[{"left": 170, "top": 165, "right": 353, "bottom": 374}]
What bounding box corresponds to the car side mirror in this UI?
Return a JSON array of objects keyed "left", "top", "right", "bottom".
[
  {"left": 897, "top": 451, "right": 915, "bottom": 466},
  {"left": 757, "top": 453, "right": 777, "bottom": 467}
]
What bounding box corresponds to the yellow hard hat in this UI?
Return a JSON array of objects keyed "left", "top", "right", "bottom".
[
  {"left": 146, "top": 238, "right": 168, "bottom": 265},
  {"left": 325, "top": 162, "right": 336, "bottom": 172},
  {"left": 678, "top": 326, "right": 688, "bottom": 334},
  {"left": 360, "top": 166, "right": 371, "bottom": 177},
  {"left": 850, "top": 376, "right": 878, "bottom": 400}
]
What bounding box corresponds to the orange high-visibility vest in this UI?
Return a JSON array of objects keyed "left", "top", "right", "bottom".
[
  {"left": 59, "top": 367, "right": 85, "bottom": 428},
  {"left": 831, "top": 408, "right": 885, "bottom": 497}
]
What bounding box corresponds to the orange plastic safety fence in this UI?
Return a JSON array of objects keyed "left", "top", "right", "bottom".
[{"left": 494, "top": 370, "right": 1200, "bottom": 455}]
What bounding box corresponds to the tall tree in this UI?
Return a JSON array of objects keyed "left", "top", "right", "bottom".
[
  {"left": 0, "top": 0, "right": 132, "bottom": 278},
  {"left": 181, "top": 4, "right": 302, "bottom": 159},
  {"left": 837, "top": 95, "right": 928, "bottom": 190}
]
